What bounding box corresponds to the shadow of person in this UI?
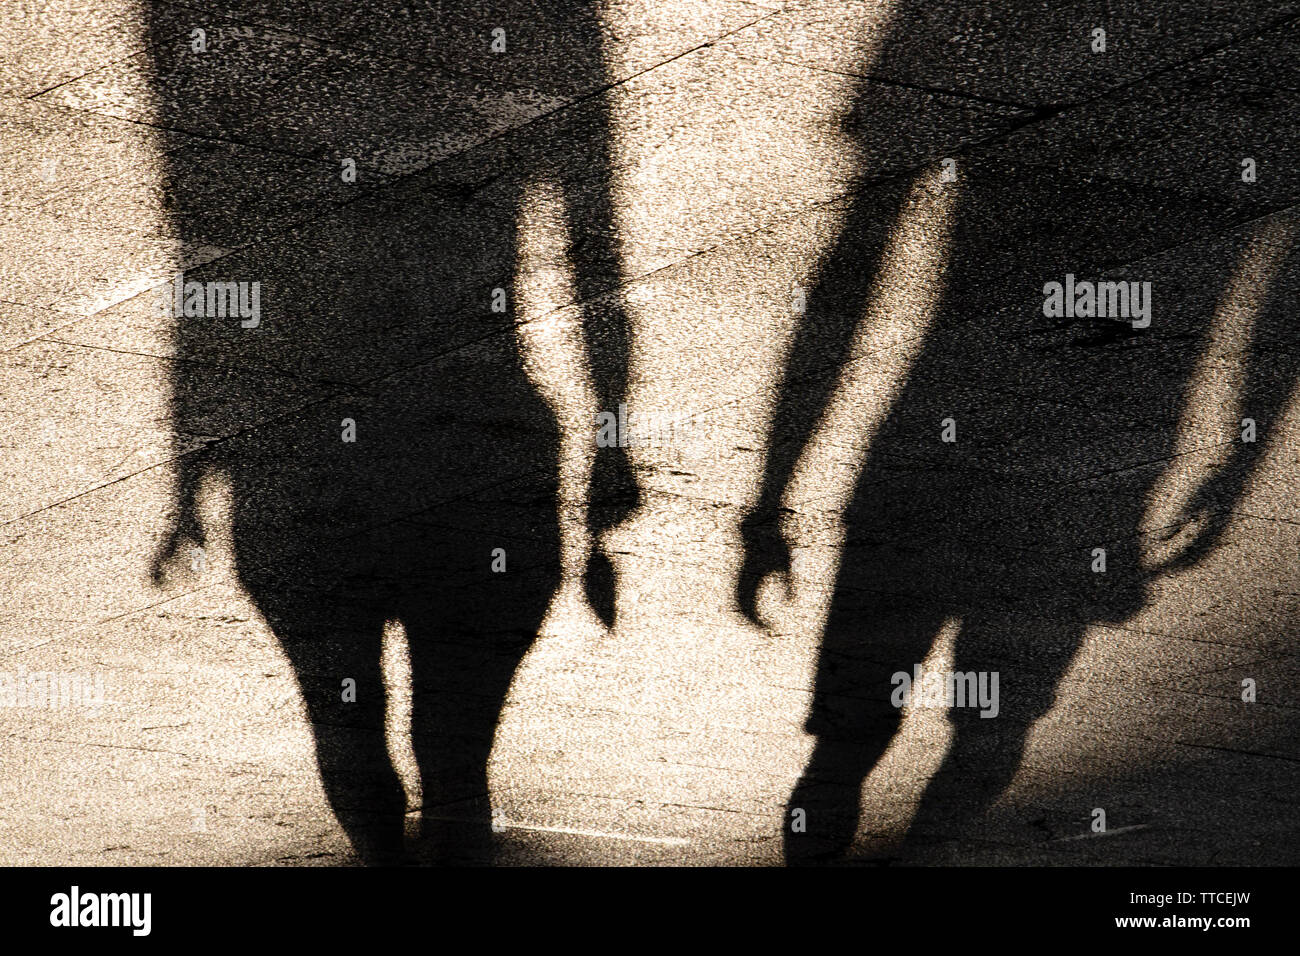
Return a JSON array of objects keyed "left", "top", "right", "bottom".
[
  {"left": 736, "top": 4, "right": 1300, "bottom": 863},
  {"left": 144, "top": 1, "right": 638, "bottom": 864}
]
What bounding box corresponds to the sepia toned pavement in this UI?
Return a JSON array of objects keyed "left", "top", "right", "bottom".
[{"left": 1, "top": 0, "right": 1298, "bottom": 865}]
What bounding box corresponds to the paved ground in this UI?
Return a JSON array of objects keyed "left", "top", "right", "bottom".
[{"left": 1, "top": 0, "right": 1298, "bottom": 865}]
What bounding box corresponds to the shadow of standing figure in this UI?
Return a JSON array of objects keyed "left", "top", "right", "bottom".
[
  {"left": 736, "top": 3, "right": 1300, "bottom": 863},
  {"left": 145, "top": 1, "right": 639, "bottom": 864}
]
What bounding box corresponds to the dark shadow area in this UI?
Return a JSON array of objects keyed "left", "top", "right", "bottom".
[
  {"left": 144, "top": 1, "right": 638, "bottom": 864},
  {"left": 737, "top": 4, "right": 1300, "bottom": 864}
]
